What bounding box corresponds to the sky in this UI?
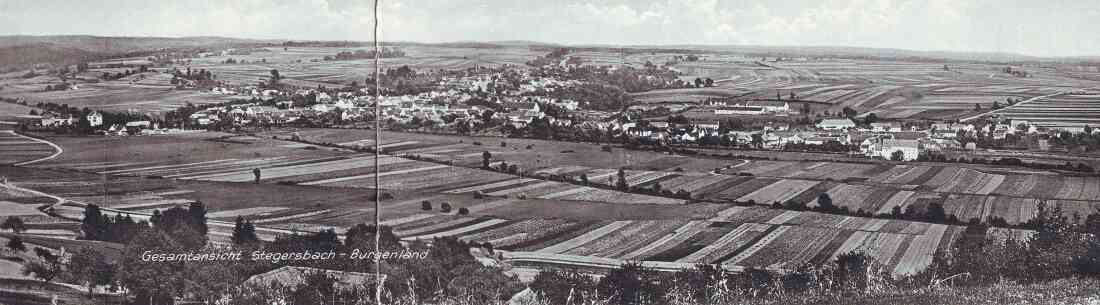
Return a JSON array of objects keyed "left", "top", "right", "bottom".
[{"left": 1, "top": 0, "right": 1098, "bottom": 57}]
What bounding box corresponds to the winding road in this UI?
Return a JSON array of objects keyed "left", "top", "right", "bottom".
[{"left": 4, "top": 130, "right": 64, "bottom": 166}]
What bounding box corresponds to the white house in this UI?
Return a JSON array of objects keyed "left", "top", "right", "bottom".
[
  {"left": 865, "top": 139, "right": 921, "bottom": 161},
  {"left": 715, "top": 106, "right": 765, "bottom": 115},
  {"left": 40, "top": 115, "right": 76, "bottom": 127},
  {"left": 870, "top": 122, "right": 902, "bottom": 133},
  {"left": 693, "top": 121, "right": 720, "bottom": 131},
  {"left": 817, "top": 118, "right": 857, "bottom": 130},
  {"left": 86, "top": 112, "right": 103, "bottom": 127}
]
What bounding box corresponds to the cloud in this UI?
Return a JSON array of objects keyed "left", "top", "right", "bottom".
[{"left": 0, "top": 0, "right": 1097, "bottom": 57}]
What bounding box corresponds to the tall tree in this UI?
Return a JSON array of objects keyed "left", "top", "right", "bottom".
[
  {"left": 68, "top": 247, "right": 115, "bottom": 296},
  {"left": 2, "top": 216, "right": 25, "bottom": 233},
  {"left": 482, "top": 151, "right": 492, "bottom": 169},
  {"left": 80, "top": 204, "right": 108, "bottom": 241}
]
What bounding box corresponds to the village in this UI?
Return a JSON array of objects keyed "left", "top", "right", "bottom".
[{"left": 8, "top": 62, "right": 1098, "bottom": 164}]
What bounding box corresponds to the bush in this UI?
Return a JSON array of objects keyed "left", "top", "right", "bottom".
[
  {"left": 440, "top": 202, "right": 452, "bottom": 213},
  {"left": 472, "top": 141, "right": 482, "bottom": 146},
  {"left": 421, "top": 201, "right": 432, "bottom": 211},
  {"left": 601, "top": 146, "right": 613, "bottom": 152},
  {"left": 457, "top": 207, "right": 469, "bottom": 215}
]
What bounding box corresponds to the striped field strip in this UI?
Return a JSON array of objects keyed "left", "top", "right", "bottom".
[
  {"left": 253, "top": 209, "right": 333, "bottom": 224},
  {"left": 164, "top": 157, "right": 325, "bottom": 179},
  {"left": 443, "top": 178, "right": 536, "bottom": 194},
  {"left": 678, "top": 223, "right": 767, "bottom": 263},
  {"left": 537, "top": 186, "right": 593, "bottom": 199},
  {"left": 407, "top": 219, "right": 510, "bottom": 240},
  {"left": 99, "top": 159, "right": 243, "bottom": 175},
  {"left": 484, "top": 181, "right": 560, "bottom": 196},
  {"left": 301, "top": 164, "right": 450, "bottom": 186},
  {"left": 140, "top": 158, "right": 287, "bottom": 176},
  {"left": 197, "top": 156, "right": 412, "bottom": 182},
  {"left": 538, "top": 221, "right": 634, "bottom": 254},
  {"left": 722, "top": 225, "right": 791, "bottom": 266},
  {"left": 380, "top": 214, "right": 435, "bottom": 227}
]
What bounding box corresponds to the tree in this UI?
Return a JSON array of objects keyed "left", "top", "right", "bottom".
[
  {"left": 2, "top": 216, "right": 25, "bottom": 233},
  {"left": 69, "top": 247, "right": 115, "bottom": 296},
  {"left": 597, "top": 262, "right": 664, "bottom": 305},
  {"left": 817, "top": 193, "right": 834, "bottom": 212},
  {"left": 421, "top": 200, "right": 433, "bottom": 211},
  {"left": 863, "top": 113, "right": 878, "bottom": 125},
  {"left": 530, "top": 270, "right": 597, "bottom": 305},
  {"left": 231, "top": 216, "right": 258, "bottom": 245},
  {"left": 440, "top": 202, "right": 453, "bottom": 213},
  {"left": 580, "top": 174, "right": 589, "bottom": 186},
  {"left": 344, "top": 224, "right": 401, "bottom": 253},
  {"left": 188, "top": 201, "right": 209, "bottom": 236},
  {"left": 751, "top": 133, "right": 764, "bottom": 148},
  {"left": 974, "top": 103, "right": 982, "bottom": 112},
  {"left": 890, "top": 150, "right": 906, "bottom": 161},
  {"left": 926, "top": 202, "right": 947, "bottom": 223},
  {"left": 458, "top": 207, "right": 470, "bottom": 215},
  {"left": 704, "top": 78, "right": 714, "bottom": 87},
  {"left": 24, "top": 248, "right": 63, "bottom": 283},
  {"left": 80, "top": 204, "right": 108, "bottom": 241},
  {"left": 842, "top": 106, "right": 858, "bottom": 118},
  {"left": 269, "top": 69, "right": 281, "bottom": 83},
  {"left": 693, "top": 77, "right": 703, "bottom": 88},
  {"left": 6, "top": 235, "right": 25, "bottom": 252},
  {"left": 482, "top": 151, "right": 492, "bottom": 169},
  {"left": 616, "top": 168, "right": 628, "bottom": 190},
  {"left": 156, "top": 206, "right": 207, "bottom": 249}
]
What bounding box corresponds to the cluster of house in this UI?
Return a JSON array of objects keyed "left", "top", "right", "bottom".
[
  {"left": 710, "top": 100, "right": 795, "bottom": 116},
  {"left": 188, "top": 72, "right": 587, "bottom": 130},
  {"left": 619, "top": 118, "right": 929, "bottom": 161}
]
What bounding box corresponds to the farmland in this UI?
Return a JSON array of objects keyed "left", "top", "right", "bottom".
[
  {"left": 995, "top": 94, "right": 1100, "bottom": 128},
  {"left": 0, "top": 131, "right": 1046, "bottom": 278},
  {"left": 2, "top": 130, "right": 1079, "bottom": 281},
  {"left": 0, "top": 130, "right": 59, "bottom": 165},
  {"left": 0, "top": 72, "right": 235, "bottom": 113},
  {"left": 588, "top": 53, "right": 1099, "bottom": 120},
  {"left": 3, "top": 40, "right": 1100, "bottom": 291},
  {"left": 186, "top": 45, "right": 541, "bottom": 87}
]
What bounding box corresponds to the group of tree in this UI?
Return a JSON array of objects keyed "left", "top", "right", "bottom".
[
  {"left": 918, "top": 153, "right": 1096, "bottom": 174},
  {"left": 526, "top": 201, "right": 1100, "bottom": 304},
  {"left": 172, "top": 67, "right": 214, "bottom": 82},
  {"left": 529, "top": 252, "right": 899, "bottom": 305},
  {"left": 1003, "top": 66, "right": 1030, "bottom": 77},
  {"left": 42, "top": 82, "right": 71, "bottom": 91},
  {"left": 322, "top": 48, "right": 406, "bottom": 61},
  {"left": 100, "top": 66, "right": 147, "bottom": 81}
]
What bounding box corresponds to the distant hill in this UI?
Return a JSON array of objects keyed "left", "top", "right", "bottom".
[
  {"left": 0, "top": 35, "right": 275, "bottom": 53},
  {"left": 0, "top": 35, "right": 279, "bottom": 72},
  {"left": 0, "top": 43, "right": 109, "bottom": 72}
]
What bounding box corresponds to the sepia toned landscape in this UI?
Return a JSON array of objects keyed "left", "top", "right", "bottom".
[{"left": 2, "top": 1, "right": 1100, "bottom": 305}]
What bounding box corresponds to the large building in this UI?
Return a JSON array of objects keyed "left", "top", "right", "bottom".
[
  {"left": 713, "top": 100, "right": 791, "bottom": 115},
  {"left": 863, "top": 138, "right": 921, "bottom": 161},
  {"left": 817, "top": 118, "right": 857, "bottom": 130}
]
